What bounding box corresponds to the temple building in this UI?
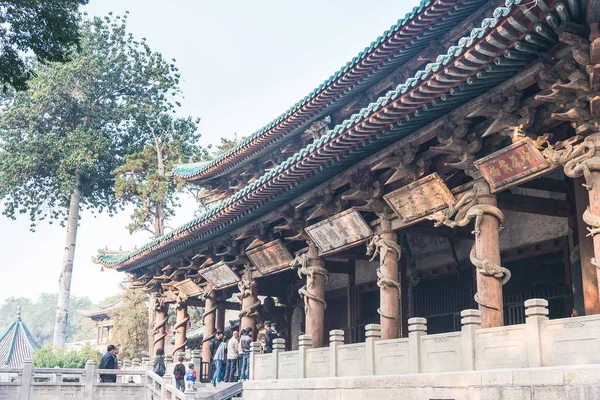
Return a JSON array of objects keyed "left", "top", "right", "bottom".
[
  {"left": 75, "top": 302, "right": 120, "bottom": 352},
  {"left": 0, "top": 308, "right": 40, "bottom": 368},
  {"left": 95, "top": 0, "right": 600, "bottom": 396}
]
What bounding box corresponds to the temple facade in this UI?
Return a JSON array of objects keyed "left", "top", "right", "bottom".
[{"left": 95, "top": 0, "right": 600, "bottom": 396}]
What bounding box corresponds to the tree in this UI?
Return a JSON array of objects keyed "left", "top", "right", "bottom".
[
  {"left": 111, "top": 288, "right": 149, "bottom": 359},
  {"left": 0, "top": 0, "right": 88, "bottom": 91},
  {"left": 0, "top": 13, "right": 182, "bottom": 348},
  {"left": 113, "top": 113, "right": 208, "bottom": 237},
  {"left": 0, "top": 294, "right": 92, "bottom": 345}
]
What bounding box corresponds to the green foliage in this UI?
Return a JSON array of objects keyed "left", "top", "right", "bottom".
[
  {"left": 113, "top": 113, "right": 209, "bottom": 237},
  {"left": 214, "top": 135, "right": 242, "bottom": 155},
  {"left": 0, "top": 294, "right": 93, "bottom": 345},
  {"left": 32, "top": 344, "right": 101, "bottom": 368},
  {"left": 0, "top": 0, "right": 88, "bottom": 91},
  {"left": 111, "top": 288, "right": 149, "bottom": 359},
  {"left": 0, "top": 13, "right": 182, "bottom": 230}
]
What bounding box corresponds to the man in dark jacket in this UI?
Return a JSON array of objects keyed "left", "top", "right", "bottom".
[
  {"left": 209, "top": 331, "right": 224, "bottom": 383},
  {"left": 99, "top": 345, "right": 118, "bottom": 383},
  {"left": 263, "top": 321, "right": 274, "bottom": 354}
]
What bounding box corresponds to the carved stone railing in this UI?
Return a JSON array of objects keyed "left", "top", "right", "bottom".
[{"left": 249, "top": 298, "right": 600, "bottom": 380}]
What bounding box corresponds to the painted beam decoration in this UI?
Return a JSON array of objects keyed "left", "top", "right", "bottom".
[
  {"left": 247, "top": 239, "right": 294, "bottom": 276},
  {"left": 384, "top": 173, "right": 456, "bottom": 223},
  {"left": 474, "top": 138, "right": 551, "bottom": 193},
  {"left": 199, "top": 261, "right": 240, "bottom": 289},
  {"left": 305, "top": 209, "right": 373, "bottom": 255},
  {"left": 174, "top": 279, "right": 203, "bottom": 297}
]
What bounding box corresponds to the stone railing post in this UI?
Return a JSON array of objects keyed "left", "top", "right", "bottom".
[
  {"left": 161, "top": 372, "right": 173, "bottom": 399},
  {"left": 132, "top": 358, "right": 140, "bottom": 369},
  {"left": 84, "top": 360, "right": 95, "bottom": 400},
  {"left": 298, "top": 334, "right": 312, "bottom": 378},
  {"left": 272, "top": 338, "right": 285, "bottom": 379},
  {"left": 191, "top": 350, "right": 201, "bottom": 378},
  {"left": 141, "top": 356, "right": 150, "bottom": 370},
  {"left": 19, "top": 359, "right": 32, "bottom": 400},
  {"left": 121, "top": 359, "right": 131, "bottom": 383},
  {"left": 249, "top": 342, "right": 261, "bottom": 380},
  {"left": 365, "top": 324, "right": 382, "bottom": 375},
  {"left": 525, "top": 298, "right": 549, "bottom": 367},
  {"left": 329, "top": 330, "right": 344, "bottom": 377},
  {"left": 408, "top": 317, "right": 427, "bottom": 373},
  {"left": 461, "top": 309, "right": 481, "bottom": 371}
]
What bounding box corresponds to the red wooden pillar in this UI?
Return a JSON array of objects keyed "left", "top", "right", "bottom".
[
  {"left": 378, "top": 218, "right": 400, "bottom": 339},
  {"left": 475, "top": 192, "right": 504, "bottom": 328},
  {"left": 305, "top": 243, "right": 327, "bottom": 348},
  {"left": 202, "top": 287, "right": 217, "bottom": 362}
]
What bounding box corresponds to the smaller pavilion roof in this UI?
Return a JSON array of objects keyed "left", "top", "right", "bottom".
[
  {"left": 76, "top": 301, "right": 122, "bottom": 321},
  {"left": 0, "top": 307, "right": 41, "bottom": 368}
]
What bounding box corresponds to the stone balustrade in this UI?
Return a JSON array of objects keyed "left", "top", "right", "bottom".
[{"left": 250, "top": 299, "right": 600, "bottom": 381}]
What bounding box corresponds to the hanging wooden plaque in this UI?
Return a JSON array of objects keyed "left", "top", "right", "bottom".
[
  {"left": 174, "top": 279, "right": 202, "bottom": 297},
  {"left": 247, "top": 239, "right": 294, "bottom": 276},
  {"left": 474, "top": 138, "right": 552, "bottom": 193},
  {"left": 199, "top": 261, "right": 240, "bottom": 289},
  {"left": 163, "top": 290, "right": 178, "bottom": 303},
  {"left": 305, "top": 209, "right": 373, "bottom": 255},
  {"left": 384, "top": 173, "right": 456, "bottom": 223}
]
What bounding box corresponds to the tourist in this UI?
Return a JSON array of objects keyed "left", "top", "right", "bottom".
[
  {"left": 239, "top": 328, "right": 252, "bottom": 381},
  {"left": 173, "top": 355, "right": 186, "bottom": 392},
  {"left": 211, "top": 335, "right": 227, "bottom": 387},
  {"left": 153, "top": 348, "right": 166, "bottom": 377},
  {"left": 210, "top": 330, "right": 224, "bottom": 383},
  {"left": 185, "top": 363, "right": 196, "bottom": 391},
  {"left": 263, "top": 321, "right": 274, "bottom": 353},
  {"left": 225, "top": 330, "right": 239, "bottom": 382},
  {"left": 99, "top": 345, "right": 118, "bottom": 383},
  {"left": 127, "top": 376, "right": 134, "bottom": 384}
]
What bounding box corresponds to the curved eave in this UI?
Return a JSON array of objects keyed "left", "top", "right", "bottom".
[
  {"left": 173, "top": 0, "right": 491, "bottom": 182},
  {"left": 97, "top": 0, "right": 562, "bottom": 271}
]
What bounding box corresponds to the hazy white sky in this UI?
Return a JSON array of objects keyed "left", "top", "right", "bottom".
[{"left": 0, "top": 0, "right": 412, "bottom": 303}]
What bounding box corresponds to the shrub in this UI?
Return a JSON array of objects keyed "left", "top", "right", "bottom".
[{"left": 32, "top": 343, "right": 101, "bottom": 368}]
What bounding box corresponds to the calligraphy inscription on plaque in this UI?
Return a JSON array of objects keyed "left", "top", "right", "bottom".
[
  {"left": 246, "top": 239, "right": 294, "bottom": 276},
  {"left": 384, "top": 173, "right": 456, "bottom": 222},
  {"left": 474, "top": 138, "right": 551, "bottom": 193},
  {"left": 199, "top": 261, "right": 240, "bottom": 289},
  {"left": 174, "top": 279, "right": 202, "bottom": 297},
  {"left": 305, "top": 209, "right": 373, "bottom": 254}
]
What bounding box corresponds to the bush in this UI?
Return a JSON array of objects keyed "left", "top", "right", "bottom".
[{"left": 32, "top": 343, "right": 102, "bottom": 368}]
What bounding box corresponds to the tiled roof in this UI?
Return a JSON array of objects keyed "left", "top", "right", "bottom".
[
  {"left": 173, "top": 0, "right": 490, "bottom": 182},
  {"left": 97, "top": 0, "right": 561, "bottom": 270},
  {"left": 0, "top": 309, "right": 41, "bottom": 368}
]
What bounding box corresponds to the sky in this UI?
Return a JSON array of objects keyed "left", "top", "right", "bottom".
[{"left": 0, "top": 0, "right": 413, "bottom": 304}]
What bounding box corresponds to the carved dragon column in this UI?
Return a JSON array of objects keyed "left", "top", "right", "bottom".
[
  {"left": 427, "top": 181, "right": 509, "bottom": 328},
  {"left": 173, "top": 293, "right": 189, "bottom": 357},
  {"left": 473, "top": 182, "right": 505, "bottom": 328},
  {"left": 291, "top": 242, "right": 328, "bottom": 348},
  {"left": 367, "top": 216, "right": 402, "bottom": 339},
  {"left": 238, "top": 268, "right": 259, "bottom": 334},
  {"left": 201, "top": 285, "right": 217, "bottom": 362},
  {"left": 152, "top": 295, "right": 169, "bottom": 355}
]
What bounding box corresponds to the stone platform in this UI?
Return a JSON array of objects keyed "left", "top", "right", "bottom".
[{"left": 242, "top": 364, "right": 600, "bottom": 400}]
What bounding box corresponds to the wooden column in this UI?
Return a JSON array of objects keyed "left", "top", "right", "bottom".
[
  {"left": 201, "top": 287, "right": 217, "bottom": 362},
  {"left": 173, "top": 296, "right": 189, "bottom": 356},
  {"left": 153, "top": 299, "right": 168, "bottom": 355},
  {"left": 346, "top": 260, "right": 357, "bottom": 341},
  {"left": 573, "top": 177, "right": 600, "bottom": 314},
  {"left": 239, "top": 269, "right": 259, "bottom": 333},
  {"left": 378, "top": 218, "right": 401, "bottom": 339},
  {"left": 305, "top": 243, "right": 327, "bottom": 348},
  {"left": 216, "top": 302, "right": 225, "bottom": 333},
  {"left": 475, "top": 192, "right": 504, "bottom": 327},
  {"left": 400, "top": 254, "right": 409, "bottom": 337}
]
